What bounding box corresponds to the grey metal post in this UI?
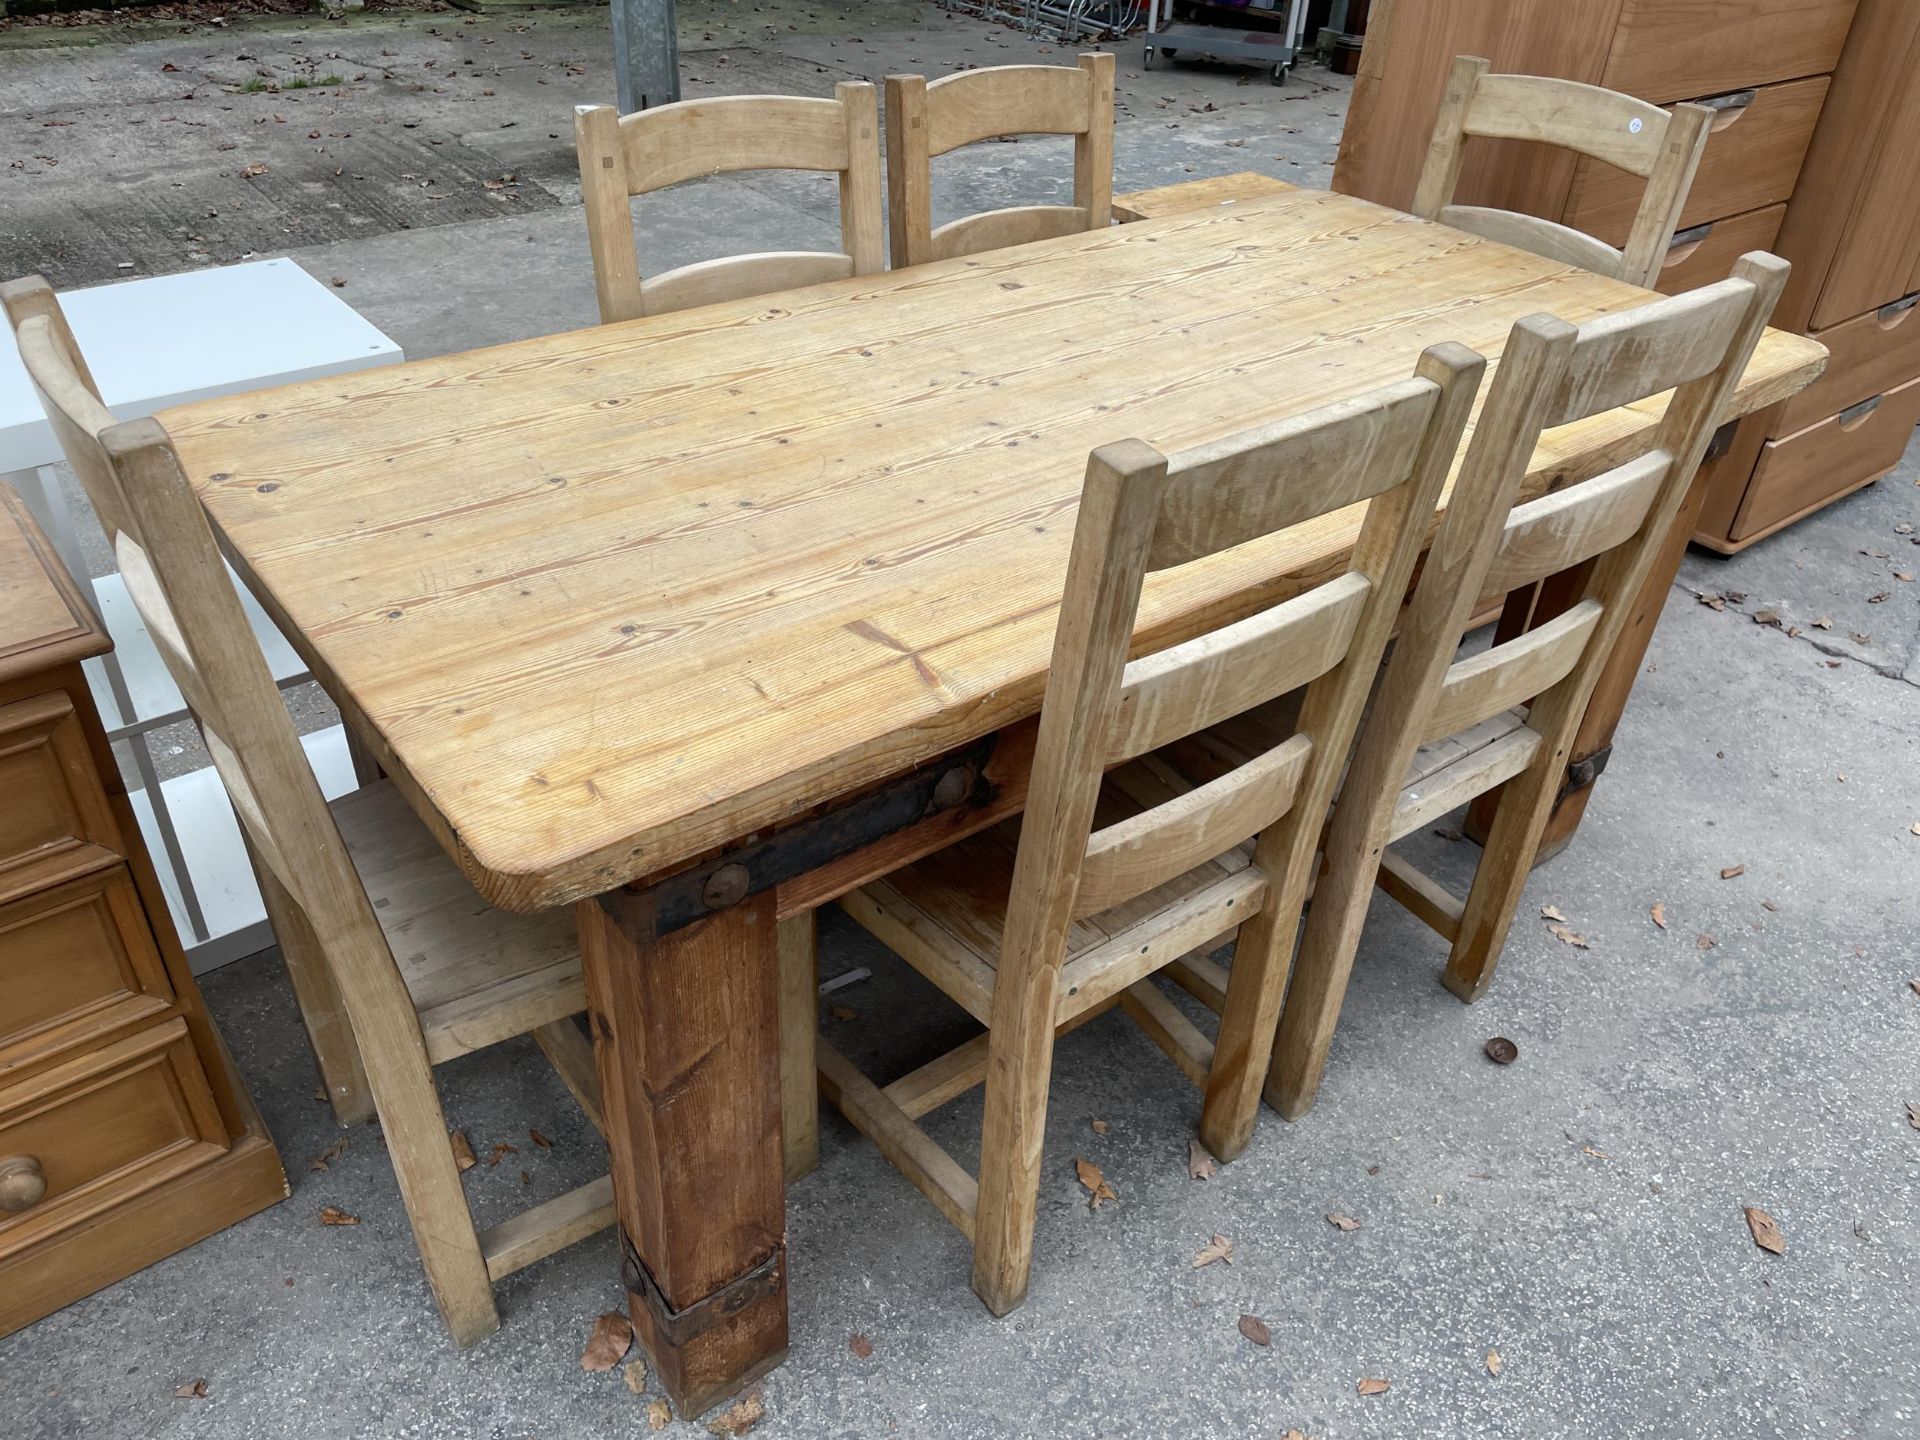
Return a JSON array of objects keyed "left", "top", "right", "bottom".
[{"left": 613, "top": 0, "right": 681, "bottom": 115}]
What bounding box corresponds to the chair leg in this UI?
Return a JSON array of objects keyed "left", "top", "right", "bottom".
[
  {"left": 1199, "top": 890, "right": 1297, "bottom": 1161},
  {"left": 1265, "top": 830, "right": 1388, "bottom": 1122},
  {"left": 777, "top": 911, "right": 819, "bottom": 1183},
  {"left": 250, "top": 841, "right": 373, "bottom": 1127},
  {"left": 1443, "top": 758, "right": 1564, "bottom": 1004},
  {"left": 970, "top": 946, "right": 1061, "bottom": 1318},
  {"left": 338, "top": 925, "right": 500, "bottom": 1346}
]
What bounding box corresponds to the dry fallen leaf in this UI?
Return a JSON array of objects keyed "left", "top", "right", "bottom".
[
  {"left": 529, "top": 1128, "right": 553, "bottom": 1150},
  {"left": 1237, "top": 1313, "right": 1271, "bottom": 1346},
  {"left": 581, "top": 1311, "right": 634, "bottom": 1372},
  {"left": 623, "top": 1358, "right": 649, "bottom": 1395},
  {"left": 238, "top": 161, "right": 268, "bottom": 178},
  {"left": 1650, "top": 902, "right": 1667, "bottom": 929},
  {"left": 1745, "top": 1206, "right": 1786, "bottom": 1256},
  {"left": 707, "top": 1393, "right": 765, "bottom": 1436},
  {"left": 1906, "top": 1101, "right": 1920, "bottom": 1132},
  {"left": 1075, "top": 1157, "right": 1116, "bottom": 1209},
  {"left": 174, "top": 1380, "right": 208, "bottom": 1399},
  {"left": 1282, "top": 1431, "right": 1309, "bottom": 1440},
  {"left": 1187, "top": 1137, "right": 1219, "bottom": 1181},
  {"left": 1357, "top": 1377, "right": 1391, "bottom": 1396},
  {"left": 849, "top": 1332, "right": 874, "bottom": 1359},
  {"left": 1811, "top": 615, "right": 1833, "bottom": 629},
  {"left": 1720, "top": 864, "right": 1747, "bottom": 880},
  {"left": 1581, "top": 1144, "right": 1611, "bottom": 1160},
  {"left": 488, "top": 1142, "right": 518, "bottom": 1166},
  {"left": 1192, "top": 1233, "right": 1234, "bottom": 1268},
  {"left": 307, "top": 1137, "right": 348, "bottom": 1171},
  {"left": 1485, "top": 1348, "right": 1502, "bottom": 1377},
  {"left": 1484, "top": 1036, "right": 1519, "bottom": 1065},
  {"left": 1910, "top": 822, "right": 1920, "bottom": 837},
  {"left": 1327, "top": 1212, "right": 1360, "bottom": 1232},
  {"left": 1761, "top": 900, "right": 1780, "bottom": 912},
  {"left": 450, "top": 1131, "right": 477, "bottom": 1172},
  {"left": 646, "top": 1398, "right": 672, "bottom": 1431},
  {"left": 1697, "top": 933, "right": 1718, "bottom": 951},
  {"left": 1548, "top": 923, "right": 1590, "bottom": 949},
  {"left": 318, "top": 1205, "right": 360, "bottom": 1226},
  {"left": 1540, "top": 904, "right": 1569, "bottom": 923},
  {"left": 827, "top": 1004, "right": 858, "bottom": 1022},
  {"left": 1090, "top": 1118, "right": 1110, "bottom": 1135}
]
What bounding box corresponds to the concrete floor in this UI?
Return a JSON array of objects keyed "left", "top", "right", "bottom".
[{"left": 2, "top": 4, "right": 1918, "bottom": 1438}]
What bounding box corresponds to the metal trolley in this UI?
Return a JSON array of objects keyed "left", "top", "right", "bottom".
[{"left": 1143, "top": 0, "right": 1309, "bottom": 85}]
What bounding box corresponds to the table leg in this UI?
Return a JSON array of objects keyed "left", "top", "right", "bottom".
[{"left": 576, "top": 887, "right": 788, "bottom": 1419}]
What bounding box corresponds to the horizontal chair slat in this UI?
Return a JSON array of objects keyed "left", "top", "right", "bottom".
[
  {"left": 1107, "top": 572, "right": 1370, "bottom": 763},
  {"left": 1482, "top": 448, "right": 1669, "bottom": 596},
  {"left": 1424, "top": 598, "right": 1602, "bottom": 743},
  {"left": 1075, "top": 737, "right": 1306, "bottom": 917}
]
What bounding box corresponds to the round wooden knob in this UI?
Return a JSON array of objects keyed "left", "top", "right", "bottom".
[{"left": 0, "top": 1155, "right": 46, "bottom": 1212}]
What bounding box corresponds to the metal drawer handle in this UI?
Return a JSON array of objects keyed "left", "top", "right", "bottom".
[
  {"left": 1837, "top": 395, "right": 1882, "bottom": 431},
  {"left": 1664, "top": 222, "right": 1713, "bottom": 267},
  {"left": 0, "top": 1155, "right": 46, "bottom": 1213},
  {"left": 1877, "top": 294, "right": 1919, "bottom": 329},
  {"left": 1697, "top": 88, "right": 1758, "bottom": 130}
]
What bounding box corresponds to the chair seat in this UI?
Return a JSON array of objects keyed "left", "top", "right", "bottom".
[
  {"left": 331, "top": 783, "right": 584, "bottom": 1065},
  {"left": 840, "top": 769, "right": 1267, "bottom": 1031}
]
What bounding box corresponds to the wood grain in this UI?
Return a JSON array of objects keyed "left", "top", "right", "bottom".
[{"left": 162, "top": 189, "right": 1825, "bottom": 913}]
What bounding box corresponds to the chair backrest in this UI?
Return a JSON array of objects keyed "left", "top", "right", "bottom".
[
  {"left": 0, "top": 276, "right": 391, "bottom": 967},
  {"left": 573, "top": 82, "right": 885, "bottom": 323},
  {"left": 996, "top": 343, "right": 1484, "bottom": 972},
  {"left": 886, "top": 53, "right": 1116, "bottom": 269},
  {"left": 1331, "top": 252, "right": 1788, "bottom": 847},
  {"left": 1413, "top": 55, "right": 1713, "bottom": 289}
]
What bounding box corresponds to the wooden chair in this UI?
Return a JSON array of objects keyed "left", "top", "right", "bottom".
[
  {"left": 828, "top": 345, "right": 1484, "bottom": 1315},
  {"left": 573, "top": 82, "right": 884, "bottom": 323},
  {"left": 1235, "top": 254, "right": 1786, "bottom": 1120},
  {"left": 1414, "top": 55, "right": 1713, "bottom": 289},
  {"left": 885, "top": 52, "right": 1116, "bottom": 268},
  {"left": 2, "top": 276, "right": 613, "bottom": 1349}
]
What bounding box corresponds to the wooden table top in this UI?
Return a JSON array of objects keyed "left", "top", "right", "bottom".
[{"left": 163, "top": 188, "right": 1825, "bottom": 911}]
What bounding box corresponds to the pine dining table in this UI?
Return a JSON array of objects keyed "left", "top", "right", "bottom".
[{"left": 159, "top": 181, "right": 1824, "bottom": 1417}]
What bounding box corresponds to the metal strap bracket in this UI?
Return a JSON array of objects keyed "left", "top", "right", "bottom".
[
  {"left": 1559, "top": 743, "right": 1614, "bottom": 803},
  {"left": 610, "top": 732, "right": 999, "bottom": 938},
  {"left": 620, "top": 1229, "right": 784, "bottom": 1349}
]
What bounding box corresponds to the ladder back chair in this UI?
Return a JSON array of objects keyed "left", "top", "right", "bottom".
[
  {"left": 1415, "top": 55, "right": 1713, "bottom": 289},
  {"left": 886, "top": 52, "right": 1116, "bottom": 268},
  {"left": 3, "top": 276, "right": 613, "bottom": 1348},
  {"left": 829, "top": 344, "right": 1483, "bottom": 1316},
  {"left": 1258, "top": 252, "right": 1790, "bottom": 1120},
  {"left": 573, "top": 82, "right": 884, "bottom": 323}
]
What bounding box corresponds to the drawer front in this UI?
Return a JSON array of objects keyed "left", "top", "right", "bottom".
[
  {"left": 1733, "top": 374, "right": 1920, "bottom": 541},
  {"left": 1603, "top": 0, "right": 1856, "bottom": 104},
  {"left": 0, "top": 865, "right": 174, "bottom": 1079},
  {"left": 1781, "top": 294, "right": 1920, "bottom": 432},
  {"left": 1563, "top": 77, "right": 1827, "bottom": 248},
  {"left": 0, "top": 692, "right": 120, "bottom": 883},
  {"left": 1653, "top": 204, "right": 1784, "bottom": 296},
  {"left": 0, "top": 1020, "right": 226, "bottom": 1255}
]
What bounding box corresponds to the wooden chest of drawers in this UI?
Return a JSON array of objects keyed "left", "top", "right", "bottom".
[{"left": 0, "top": 483, "right": 285, "bottom": 1337}]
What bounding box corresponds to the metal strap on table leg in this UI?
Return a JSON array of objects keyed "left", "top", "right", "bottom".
[
  {"left": 619, "top": 1229, "right": 785, "bottom": 1349},
  {"left": 609, "top": 731, "right": 1000, "bottom": 940}
]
